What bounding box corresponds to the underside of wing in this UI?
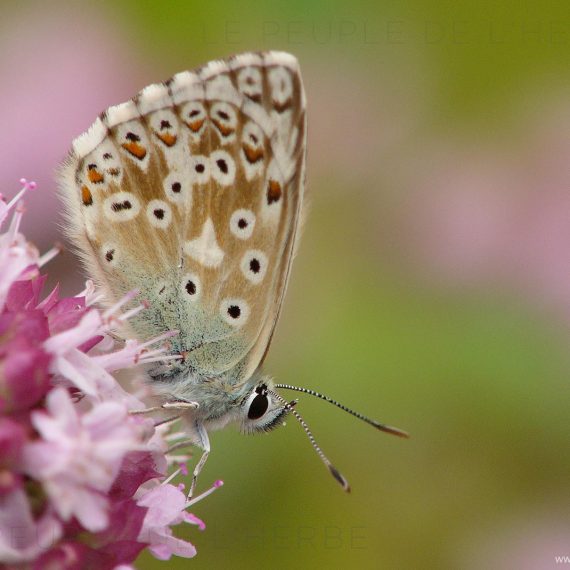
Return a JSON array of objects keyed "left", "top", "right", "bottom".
[{"left": 59, "top": 51, "right": 306, "bottom": 384}]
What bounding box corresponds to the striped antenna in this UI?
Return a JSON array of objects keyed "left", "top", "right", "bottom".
[
  {"left": 275, "top": 383, "right": 409, "bottom": 439},
  {"left": 268, "top": 389, "right": 351, "bottom": 492}
]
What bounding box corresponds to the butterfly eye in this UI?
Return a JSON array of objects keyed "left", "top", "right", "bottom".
[{"left": 247, "top": 392, "right": 269, "bottom": 420}]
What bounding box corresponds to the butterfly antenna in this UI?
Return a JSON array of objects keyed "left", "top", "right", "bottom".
[
  {"left": 268, "top": 389, "right": 351, "bottom": 492},
  {"left": 275, "top": 383, "right": 409, "bottom": 438}
]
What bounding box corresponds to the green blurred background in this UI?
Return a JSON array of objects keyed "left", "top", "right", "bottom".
[{"left": 3, "top": 1, "right": 570, "bottom": 568}]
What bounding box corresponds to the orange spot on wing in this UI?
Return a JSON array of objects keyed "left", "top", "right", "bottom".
[
  {"left": 242, "top": 144, "right": 264, "bottom": 164},
  {"left": 267, "top": 179, "right": 282, "bottom": 204},
  {"left": 156, "top": 132, "right": 177, "bottom": 147},
  {"left": 212, "top": 119, "right": 235, "bottom": 137},
  {"left": 121, "top": 141, "right": 147, "bottom": 159},
  {"left": 185, "top": 119, "right": 204, "bottom": 133},
  {"left": 81, "top": 186, "right": 93, "bottom": 206},
  {"left": 87, "top": 166, "right": 104, "bottom": 184}
]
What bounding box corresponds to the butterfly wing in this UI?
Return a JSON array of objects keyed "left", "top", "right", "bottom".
[{"left": 59, "top": 51, "right": 306, "bottom": 384}]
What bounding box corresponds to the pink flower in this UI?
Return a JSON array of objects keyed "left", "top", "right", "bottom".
[
  {"left": 0, "top": 183, "right": 39, "bottom": 311},
  {"left": 0, "top": 487, "right": 62, "bottom": 564},
  {"left": 0, "top": 326, "right": 51, "bottom": 413},
  {"left": 137, "top": 485, "right": 198, "bottom": 560},
  {"left": 0, "top": 417, "right": 26, "bottom": 467},
  {"left": 21, "top": 388, "right": 144, "bottom": 532},
  {"left": 136, "top": 478, "right": 223, "bottom": 560},
  {"left": 0, "top": 181, "right": 223, "bottom": 566},
  {"left": 0, "top": 418, "right": 26, "bottom": 495},
  {"left": 43, "top": 292, "right": 179, "bottom": 405}
]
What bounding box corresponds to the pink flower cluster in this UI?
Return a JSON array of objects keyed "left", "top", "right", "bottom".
[{"left": 0, "top": 181, "right": 221, "bottom": 569}]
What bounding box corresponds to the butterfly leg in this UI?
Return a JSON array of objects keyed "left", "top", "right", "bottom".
[
  {"left": 188, "top": 421, "right": 210, "bottom": 499},
  {"left": 129, "top": 400, "right": 199, "bottom": 415}
]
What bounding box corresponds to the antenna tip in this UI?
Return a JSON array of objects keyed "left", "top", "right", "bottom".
[
  {"left": 373, "top": 422, "right": 410, "bottom": 439},
  {"left": 329, "top": 465, "right": 351, "bottom": 492}
]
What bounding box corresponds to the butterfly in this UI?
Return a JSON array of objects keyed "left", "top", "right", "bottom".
[{"left": 58, "top": 51, "right": 407, "bottom": 495}]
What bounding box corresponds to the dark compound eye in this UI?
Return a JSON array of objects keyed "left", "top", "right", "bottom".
[{"left": 248, "top": 393, "right": 269, "bottom": 420}]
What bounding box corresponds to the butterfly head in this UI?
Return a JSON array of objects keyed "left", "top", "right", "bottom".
[
  {"left": 153, "top": 367, "right": 292, "bottom": 435},
  {"left": 237, "top": 379, "right": 292, "bottom": 435}
]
